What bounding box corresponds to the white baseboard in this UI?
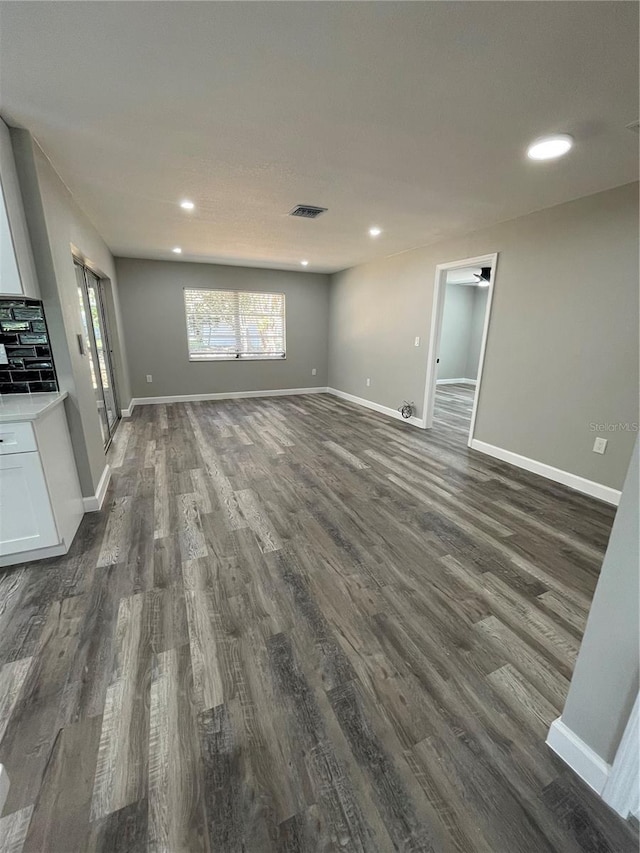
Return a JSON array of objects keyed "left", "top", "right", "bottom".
[
  {"left": 82, "top": 464, "right": 111, "bottom": 512},
  {"left": 602, "top": 694, "right": 639, "bottom": 819},
  {"left": 547, "top": 717, "right": 611, "bottom": 795},
  {"left": 128, "top": 386, "right": 328, "bottom": 410},
  {"left": 121, "top": 403, "right": 134, "bottom": 418},
  {"left": 470, "top": 439, "right": 621, "bottom": 506},
  {"left": 126, "top": 385, "right": 423, "bottom": 429},
  {"left": 436, "top": 378, "right": 477, "bottom": 386},
  {"left": 327, "top": 387, "right": 425, "bottom": 428}
]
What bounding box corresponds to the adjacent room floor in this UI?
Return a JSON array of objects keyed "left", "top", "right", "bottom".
[{"left": 0, "top": 387, "right": 636, "bottom": 852}]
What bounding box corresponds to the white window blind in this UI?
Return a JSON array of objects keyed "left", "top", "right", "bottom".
[{"left": 184, "top": 288, "right": 286, "bottom": 361}]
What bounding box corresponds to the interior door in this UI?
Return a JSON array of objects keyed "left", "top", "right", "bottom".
[{"left": 75, "top": 262, "right": 120, "bottom": 447}]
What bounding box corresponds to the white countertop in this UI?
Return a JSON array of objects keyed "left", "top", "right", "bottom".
[{"left": 0, "top": 391, "right": 68, "bottom": 423}]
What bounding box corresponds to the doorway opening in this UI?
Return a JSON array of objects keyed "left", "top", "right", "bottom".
[
  {"left": 422, "top": 253, "right": 497, "bottom": 446},
  {"left": 74, "top": 259, "right": 120, "bottom": 449}
]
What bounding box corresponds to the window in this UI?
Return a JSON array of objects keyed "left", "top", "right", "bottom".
[{"left": 184, "top": 288, "right": 286, "bottom": 361}]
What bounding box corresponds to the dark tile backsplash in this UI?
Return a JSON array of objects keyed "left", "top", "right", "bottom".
[
  {"left": 1, "top": 321, "right": 30, "bottom": 332},
  {"left": 0, "top": 297, "right": 59, "bottom": 394},
  {"left": 19, "top": 333, "right": 49, "bottom": 345}
]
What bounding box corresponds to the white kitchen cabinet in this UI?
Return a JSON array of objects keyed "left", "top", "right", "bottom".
[
  {"left": 0, "top": 176, "right": 22, "bottom": 295},
  {"left": 0, "top": 118, "right": 39, "bottom": 297},
  {"left": 0, "top": 452, "right": 58, "bottom": 553},
  {"left": 0, "top": 392, "right": 84, "bottom": 566}
]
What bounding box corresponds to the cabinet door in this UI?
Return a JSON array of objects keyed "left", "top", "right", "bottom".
[{"left": 0, "top": 452, "right": 59, "bottom": 555}]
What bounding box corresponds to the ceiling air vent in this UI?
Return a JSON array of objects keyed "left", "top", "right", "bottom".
[
  {"left": 289, "top": 204, "right": 327, "bottom": 219},
  {"left": 626, "top": 120, "right": 639, "bottom": 134}
]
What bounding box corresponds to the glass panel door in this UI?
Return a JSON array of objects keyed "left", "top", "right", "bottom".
[{"left": 75, "top": 261, "right": 120, "bottom": 448}]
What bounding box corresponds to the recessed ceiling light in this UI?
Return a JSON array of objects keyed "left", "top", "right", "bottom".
[
  {"left": 180, "top": 200, "right": 195, "bottom": 210},
  {"left": 172, "top": 247, "right": 182, "bottom": 254},
  {"left": 301, "top": 260, "right": 309, "bottom": 266},
  {"left": 369, "top": 226, "right": 382, "bottom": 237},
  {"left": 527, "top": 134, "right": 573, "bottom": 161}
]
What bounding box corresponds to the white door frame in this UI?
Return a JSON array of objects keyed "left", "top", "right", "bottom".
[{"left": 421, "top": 252, "right": 498, "bottom": 446}]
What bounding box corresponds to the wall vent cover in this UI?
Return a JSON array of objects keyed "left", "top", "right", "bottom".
[
  {"left": 289, "top": 205, "right": 327, "bottom": 219},
  {"left": 626, "top": 120, "right": 639, "bottom": 134}
]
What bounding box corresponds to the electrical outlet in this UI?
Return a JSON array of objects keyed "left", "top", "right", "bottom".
[
  {"left": 414, "top": 336, "right": 420, "bottom": 347},
  {"left": 593, "top": 437, "right": 607, "bottom": 455},
  {"left": 146, "top": 374, "right": 153, "bottom": 383},
  {"left": 366, "top": 378, "right": 371, "bottom": 387},
  {"left": 311, "top": 368, "right": 317, "bottom": 376}
]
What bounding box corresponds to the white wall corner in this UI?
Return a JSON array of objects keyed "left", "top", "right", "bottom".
[
  {"left": 469, "top": 439, "right": 621, "bottom": 506},
  {"left": 546, "top": 717, "right": 611, "bottom": 795},
  {"left": 602, "top": 693, "right": 640, "bottom": 819},
  {"left": 327, "top": 387, "right": 425, "bottom": 429},
  {"left": 82, "top": 464, "right": 111, "bottom": 512}
]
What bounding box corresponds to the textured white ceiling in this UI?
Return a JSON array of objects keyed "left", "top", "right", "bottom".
[{"left": 0, "top": 2, "right": 637, "bottom": 273}]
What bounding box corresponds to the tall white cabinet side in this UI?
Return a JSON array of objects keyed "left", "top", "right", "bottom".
[{"left": 34, "top": 403, "right": 84, "bottom": 548}]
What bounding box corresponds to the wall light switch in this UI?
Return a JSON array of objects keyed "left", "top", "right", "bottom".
[
  {"left": 146, "top": 374, "right": 153, "bottom": 383},
  {"left": 593, "top": 437, "right": 607, "bottom": 455},
  {"left": 366, "top": 378, "right": 371, "bottom": 387},
  {"left": 312, "top": 368, "right": 317, "bottom": 376},
  {"left": 414, "top": 336, "right": 420, "bottom": 347}
]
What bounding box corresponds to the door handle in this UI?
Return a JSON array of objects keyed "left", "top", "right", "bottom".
[{"left": 77, "top": 334, "right": 85, "bottom": 356}]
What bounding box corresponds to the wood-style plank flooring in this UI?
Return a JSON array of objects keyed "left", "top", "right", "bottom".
[{"left": 0, "top": 385, "right": 636, "bottom": 852}]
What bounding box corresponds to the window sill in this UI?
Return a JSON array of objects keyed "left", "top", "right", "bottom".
[{"left": 188, "top": 356, "right": 287, "bottom": 362}]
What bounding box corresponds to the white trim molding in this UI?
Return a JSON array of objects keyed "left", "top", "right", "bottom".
[
  {"left": 602, "top": 693, "right": 640, "bottom": 819},
  {"left": 327, "top": 387, "right": 424, "bottom": 428},
  {"left": 436, "top": 378, "right": 477, "bottom": 386},
  {"left": 121, "top": 403, "right": 134, "bottom": 418},
  {"left": 128, "top": 386, "right": 328, "bottom": 409},
  {"left": 470, "top": 439, "right": 621, "bottom": 506},
  {"left": 82, "top": 464, "right": 111, "bottom": 512},
  {"left": 547, "top": 718, "right": 611, "bottom": 795}
]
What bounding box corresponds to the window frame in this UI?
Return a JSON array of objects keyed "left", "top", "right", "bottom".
[{"left": 183, "top": 286, "right": 287, "bottom": 362}]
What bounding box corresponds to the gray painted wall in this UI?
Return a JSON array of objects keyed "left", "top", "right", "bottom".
[
  {"left": 11, "top": 129, "right": 132, "bottom": 497},
  {"left": 329, "top": 182, "right": 639, "bottom": 490},
  {"left": 115, "top": 257, "right": 330, "bottom": 398},
  {"left": 561, "top": 438, "right": 639, "bottom": 763},
  {"left": 438, "top": 283, "right": 488, "bottom": 381}
]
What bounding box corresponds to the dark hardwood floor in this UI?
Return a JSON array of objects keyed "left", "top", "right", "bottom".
[{"left": 0, "top": 385, "right": 636, "bottom": 852}]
